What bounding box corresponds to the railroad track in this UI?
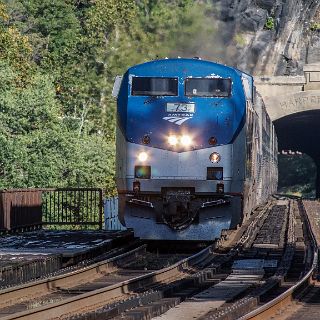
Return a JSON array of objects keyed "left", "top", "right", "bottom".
[
  {"left": 0, "top": 236, "right": 221, "bottom": 320},
  {"left": 0, "top": 200, "right": 272, "bottom": 320},
  {"left": 0, "top": 244, "right": 148, "bottom": 318},
  {"left": 143, "top": 199, "right": 288, "bottom": 320},
  {"left": 0, "top": 198, "right": 317, "bottom": 320},
  {"left": 0, "top": 230, "right": 135, "bottom": 289},
  {"left": 122, "top": 198, "right": 314, "bottom": 320},
  {"left": 199, "top": 198, "right": 318, "bottom": 320},
  {"left": 236, "top": 199, "right": 319, "bottom": 320},
  {"left": 58, "top": 200, "right": 277, "bottom": 320}
]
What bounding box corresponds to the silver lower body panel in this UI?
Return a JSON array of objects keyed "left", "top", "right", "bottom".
[{"left": 122, "top": 195, "right": 242, "bottom": 241}]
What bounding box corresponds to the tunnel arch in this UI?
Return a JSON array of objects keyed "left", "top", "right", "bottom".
[
  {"left": 273, "top": 110, "right": 320, "bottom": 197},
  {"left": 265, "top": 90, "right": 320, "bottom": 121},
  {"left": 255, "top": 64, "right": 320, "bottom": 197}
]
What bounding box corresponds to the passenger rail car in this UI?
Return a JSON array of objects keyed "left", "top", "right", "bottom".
[{"left": 113, "top": 58, "right": 277, "bottom": 241}]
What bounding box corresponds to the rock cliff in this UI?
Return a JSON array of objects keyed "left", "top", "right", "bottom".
[{"left": 213, "top": 0, "right": 320, "bottom": 75}]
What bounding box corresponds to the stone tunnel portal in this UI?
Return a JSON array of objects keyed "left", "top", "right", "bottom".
[
  {"left": 256, "top": 63, "right": 320, "bottom": 198},
  {"left": 274, "top": 110, "right": 320, "bottom": 198}
]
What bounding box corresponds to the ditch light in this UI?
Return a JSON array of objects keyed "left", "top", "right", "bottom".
[{"left": 134, "top": 165, "right": 151, "bottom": 179}]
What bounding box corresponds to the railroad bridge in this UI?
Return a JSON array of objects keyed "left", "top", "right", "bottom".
[{"left": 255, "top": 63, "right": 320, "bottom": 197}]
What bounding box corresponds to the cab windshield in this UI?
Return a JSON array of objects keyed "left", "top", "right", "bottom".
[
  {"left": 132, "top": 77, "right": 178, "bottom": 96},
  {"left": 185, "top": 78, "right": 231, "bottom": 97}
]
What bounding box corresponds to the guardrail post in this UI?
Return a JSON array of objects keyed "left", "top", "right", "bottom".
[{"left": 99, "top": 189, "right": 103, "bottom": 230}]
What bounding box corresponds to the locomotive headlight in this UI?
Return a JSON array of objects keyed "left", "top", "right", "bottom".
[
  {"left": 209, "top": 152, "right": 221, "bottom": 163},
  {"left": 168, "top": 135, "right": 178, "bottom": 146},
  {"left": 138, "top": 152, "right": 148, "bottom": 162},
  {"left": 180, "top": 135, "right": 192, "bottom": 146}
]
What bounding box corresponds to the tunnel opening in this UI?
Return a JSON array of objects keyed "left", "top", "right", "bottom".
[
  {"left": 274, "top": 110, "right": 320, "bottom": 198},
  {"left": 277, "top": 153, "right": 316, "bottom": 198}
]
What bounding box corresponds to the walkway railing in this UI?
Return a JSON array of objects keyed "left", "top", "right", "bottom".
[
  {"left": 0, "top": 188, "right": 103, "bottom": 231},
  {"left": 0, "top": 189, "right": 125, "bottom": 232},
  {"left": 42, "top": 188, "right": 103, "bottom": 229}
]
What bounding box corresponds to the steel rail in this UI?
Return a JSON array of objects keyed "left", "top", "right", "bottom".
[
  {"left": 238, "top": 200, "right": 318, "bottom": 320},
  {"left": 0, "top": 244, "right": 147, "bottom": 309},
  {"left": 0, "top": 243, "right": 216, "bottom": 320}
]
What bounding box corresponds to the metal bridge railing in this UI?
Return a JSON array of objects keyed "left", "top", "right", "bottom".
[
  {"left": 0, "top": 189, "right": 125, "bottom": 232},
  {"left": 42, "top": 188, "right": 103, "bottom": 230}
]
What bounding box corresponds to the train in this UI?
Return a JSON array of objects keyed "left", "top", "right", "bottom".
[{"left": 113, "top": 58, "right": 278, "bottom": 241}]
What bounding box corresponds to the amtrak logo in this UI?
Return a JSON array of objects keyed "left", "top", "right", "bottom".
[
  {"left": 163, "top": 116, "right": 192, "bottom": 125},
  {"left": 163, "top": 113, "right": 193, "bottom": 126}
]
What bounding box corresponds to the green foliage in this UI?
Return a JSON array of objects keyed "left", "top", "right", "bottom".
[
  {"left": 0, "top": 3, "right": 33, "bottom": 85},
  {"left": 0, "top": 57, "right": 115, "bottom": 191},
  {"left": 277, "top": 154, "right": 316, "bottom": 198},
  {"left": 0, "top": 0, "right": 217, "bottom": 195},
  {"left": 234, "top": 33, "right": 246, "bottom": 47},
  {"left": 104, "top": 1, "right": 216, "bottom": 134},
  {"left": 265, "top": 16, "right": 275, "bottom": 30},
  {"left": 0, "top": 61, "right": 63, "bottom": 187},
  {"left": 310, "top": 22, "right": 320, "bottom": 31},
  {"left": 0, "top": 64, "right": 60, "bottom": 135}
]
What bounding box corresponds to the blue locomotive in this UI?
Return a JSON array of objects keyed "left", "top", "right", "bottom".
[{"left": 113, "top": 58, "right": 277, "bottom": 241}]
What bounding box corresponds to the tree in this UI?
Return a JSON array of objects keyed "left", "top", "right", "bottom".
[
  {"left": 0, "top": 61, "right": 65, "bottom": 187},
  {"left": 0, "top": 1, "right": 34, "bottom": 86},
  {"left": 278, "top": 154, "right": 316, "bottom": 197},
  {"left": 0, "top": 0, "right": 217, "bottom": 194}
]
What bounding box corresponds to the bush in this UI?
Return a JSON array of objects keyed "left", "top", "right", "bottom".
[
  {"left": 310, "top": 22, "right": 320, "bottom": 31},
  {"left": 265, "top": 17, "right": 275, "bottom": 30}
]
